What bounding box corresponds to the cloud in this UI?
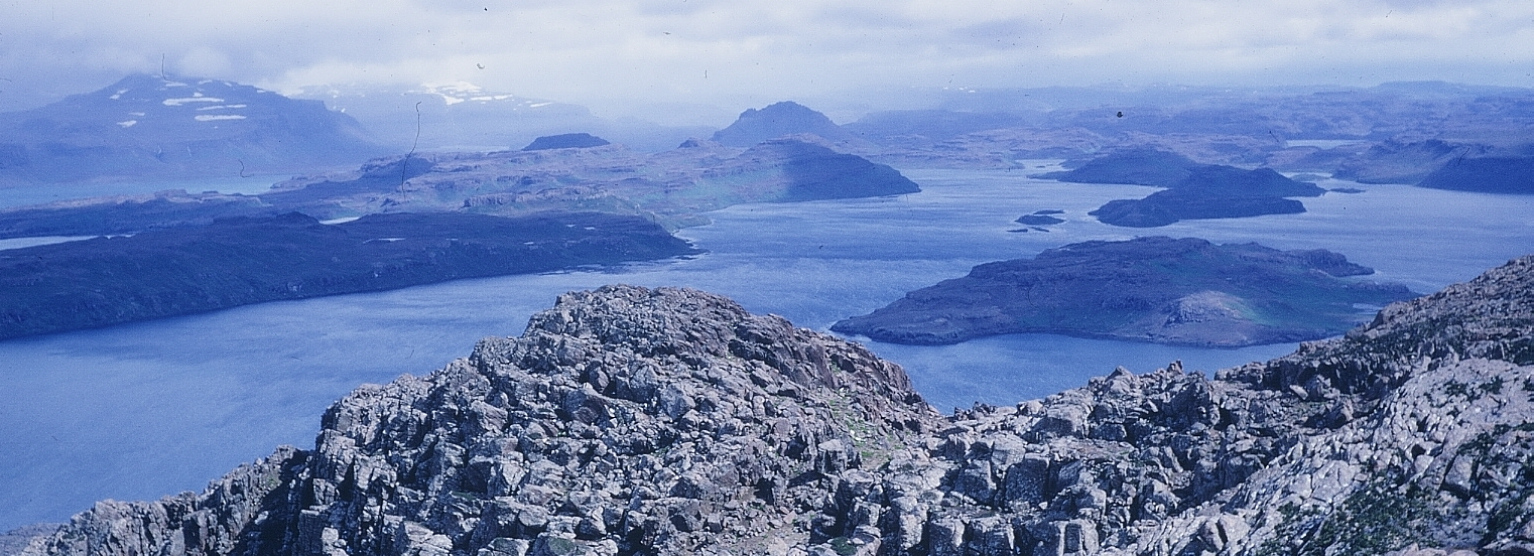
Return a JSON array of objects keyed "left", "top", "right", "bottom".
[{"left": 0, "top": 0, "right": 1531, "bottom": 118}]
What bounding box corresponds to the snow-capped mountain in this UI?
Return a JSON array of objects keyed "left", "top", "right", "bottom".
[
  {"left": 0, "top": 74, "right": 386, "bottom": 185},
  {"left": 293, "top": 82, "right": 711, "bottom": 153}
]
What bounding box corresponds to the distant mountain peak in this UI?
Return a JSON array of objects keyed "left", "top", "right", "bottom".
[
  {"left": 415, "top": 81, "right": 535, "bottom": 107},
  {"left": 0, "top": 73, "right": 384, "bottom": 185},
  {"left": 710, "top": 100, "right": 855, "bottom": 147}
]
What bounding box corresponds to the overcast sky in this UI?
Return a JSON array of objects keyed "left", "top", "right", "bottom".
[{"left": 2, "top": 0, "right": 1532, "bottom": 122}]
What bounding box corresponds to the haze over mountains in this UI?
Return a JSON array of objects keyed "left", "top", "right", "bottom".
[
  {"left": 8, "top": 74, "right": 1534, "bottom": 195},
  {"left": 0, "top": 74, "right": 385, "bottom": 186},
  {"left": 290, "top": 82, "right": 714, "bottom": 154},
  {"left": 5, "top": 73, "right": 1534, "bottom": 344}
]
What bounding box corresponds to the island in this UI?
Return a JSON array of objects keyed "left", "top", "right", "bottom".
[
  {"left": 1087, "top": 165, "right": 1324, "bottom": 227},
  {"left": 831, "top": 236, "right": 1418, "bottom": 347},
  {"left": 1040, "top": 149, "right": 1326, "bottom": 227},
  {"left": 1014, "top": 210, "right": 1065, "bottom": 226},
  {"left": 1035, "top": 147, "right": 1204, "bottom": 186},
  {"left": 0, "top": 211, "right": 695, "bottom": 340}
]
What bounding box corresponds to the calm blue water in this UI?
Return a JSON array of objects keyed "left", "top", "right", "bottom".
[{"left": 0, "top": 167, "right": 1531, "bottom": 530}]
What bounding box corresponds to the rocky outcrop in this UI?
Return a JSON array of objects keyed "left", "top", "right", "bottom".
[
  {"left": 809, "top": 258, "right": 1534, "bottom": 555},
  {"left": 22, "top": 286, "right": 941, "bottom": 556},
  {"left": 20, "top": 254, "right": 1534, "bottom": 555},
  {"left": 832, "top": 237, "right": 1417, "bottom": 347}
]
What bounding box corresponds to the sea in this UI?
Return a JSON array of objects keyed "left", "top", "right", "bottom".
[{"left": 1, "top": 165, "right": 1531, "bottom": 530}]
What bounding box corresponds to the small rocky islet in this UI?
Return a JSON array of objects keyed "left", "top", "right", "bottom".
[
  {"left": 12, "top": 254, "right": 1534, "bottom": 555},
  {"left": 832, "top": 237, "right": 1418, "bottom": 348}
]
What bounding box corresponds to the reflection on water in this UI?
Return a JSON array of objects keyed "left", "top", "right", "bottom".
[{"left": 0, "top": 168, "right": 1531, "bottom": 529}]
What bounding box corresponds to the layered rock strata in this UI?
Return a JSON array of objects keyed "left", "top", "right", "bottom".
[{"left": 19, "top": 254, "right": 1534, "bottom": 555}]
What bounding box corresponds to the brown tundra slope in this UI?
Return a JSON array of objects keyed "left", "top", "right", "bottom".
[{"left": 15, "top": 254, "right": 1534, "bottom": 556}]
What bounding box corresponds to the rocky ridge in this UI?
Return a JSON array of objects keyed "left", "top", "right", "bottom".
[{"left": 17, "top": 255, "right": 1534, "bottom": 555}]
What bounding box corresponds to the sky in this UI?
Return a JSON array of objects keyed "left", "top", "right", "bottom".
[{"left": 2, "top": 0, "right": 1533, "bottom": 123}]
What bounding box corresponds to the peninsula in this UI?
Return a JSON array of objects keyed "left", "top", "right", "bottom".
[
  {"left": 0, "top": 211, "right": 694, "bottom": 340},
  {"left": 831, "top": 237, "right": 1417, "bottom": 347}
]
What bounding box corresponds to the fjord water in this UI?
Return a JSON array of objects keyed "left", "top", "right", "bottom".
[
  {"left": 0, "top": 174, "right": 287, "bottom": 210},
  {"left": 2, "top": 167, "right": 1532, "bottom": 530}
]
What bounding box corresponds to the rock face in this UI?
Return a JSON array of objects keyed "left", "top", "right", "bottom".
[
  {"left": 20, "top": 285, "right": 941, "bottom": 556},
  {"left": 832, "top": 237, "right": 1417, "bottom": 347},
  {"left": 20, "top": 255, "right": 1534, "bottom": 556},
  {"left": 711, "top": 102, "right": 857, "bottom": 147}
]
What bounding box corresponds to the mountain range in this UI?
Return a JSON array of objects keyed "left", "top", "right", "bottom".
[
  {"left": 0, "top": 74, "right": 385, "bottom": 185},
  {"left": 291, "top": 82, "right": 713, "bottom": 153}
]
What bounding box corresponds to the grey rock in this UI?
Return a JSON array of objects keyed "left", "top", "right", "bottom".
[{"left": 25, "top": 255, "right": 1534, "bottom": 556}]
